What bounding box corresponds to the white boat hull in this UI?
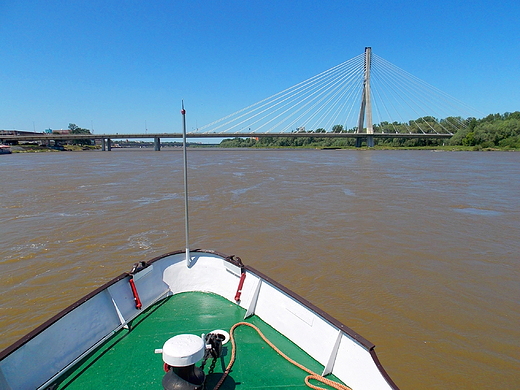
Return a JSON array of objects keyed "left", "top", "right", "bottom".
[{"left": 0, "top": 250, "right": 398, "bottom": 390}]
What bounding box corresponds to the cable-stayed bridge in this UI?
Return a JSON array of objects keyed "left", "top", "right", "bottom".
[
  {"left": 1, "top": 48, "right": 480, "bottom": 149},
  {"left": 193, "top": 47, "right": 479, "bottom": 147}
]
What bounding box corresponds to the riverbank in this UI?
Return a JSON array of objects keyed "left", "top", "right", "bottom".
[
  {"left": 10, "top": 145, "right": 101, "bottom": 153},
  {"left": 223, "top": 144, "right": 519, "bottom": 151},
  {"left": 330, "top": 145, "right": 519, "bottom": 151},
  {"left": 7, "top": 144, "right": 519, "bottom": 153}
]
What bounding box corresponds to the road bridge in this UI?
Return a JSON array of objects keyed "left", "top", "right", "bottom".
[
  {"left": 0, "top": 131, "right": 452, "bottom": 151},
  {"left": 2, "top": 48, "right": 475, "bottom": 150}
]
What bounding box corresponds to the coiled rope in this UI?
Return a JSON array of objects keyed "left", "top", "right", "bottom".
[{"left": 213, "top": 321, "right": 352, "bottom": 390}]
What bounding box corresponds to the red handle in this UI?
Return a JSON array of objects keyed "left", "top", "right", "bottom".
[
  {"left": 234, "top": 273, "right": 246, "bottom": 301},
  {"left": 129, "top": 278, "right": 142, "bottom": 309}
]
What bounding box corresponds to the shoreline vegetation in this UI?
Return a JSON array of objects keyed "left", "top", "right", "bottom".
[
  {"left": 6, "top": 111, "right": 520, "bottom": 152},
  {"left": 219, "top": 111, "right": 520, "bottom": 151},
  {"left": 8, "top": 144, "right": 519, "bottom": 153}
]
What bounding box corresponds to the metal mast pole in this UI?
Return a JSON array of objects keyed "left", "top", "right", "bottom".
[{"left": 181, "top": 101, "right": 191, "bottom": 266}]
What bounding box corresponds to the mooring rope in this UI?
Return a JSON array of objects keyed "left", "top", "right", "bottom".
[{"left": 213, "top": 321, "right": 352, "bottom": 390}]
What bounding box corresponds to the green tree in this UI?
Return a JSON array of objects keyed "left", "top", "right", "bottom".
[
  {"left": 461, "top": 131, "right": 476, "bottom": 146},
  {"left": 332, "top": 124, "right": 344, "bottom": 133},
  {"left": 68, "top": 123, "right": 92, "bottom": 145}
]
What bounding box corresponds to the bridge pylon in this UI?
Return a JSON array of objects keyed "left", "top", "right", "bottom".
[{"left": 356, "top": 47, "right": 374, "bottom": 147}]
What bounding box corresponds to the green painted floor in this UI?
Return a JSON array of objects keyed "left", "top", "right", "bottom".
[{"left": 53, "top": 292, "right": 344, "bottom": 389}]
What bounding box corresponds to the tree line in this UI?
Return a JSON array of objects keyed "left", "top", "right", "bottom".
[
  {"left": 219, "top": 111, "right": 520, "bottom": 149},
  {"left": 67, "top": 123, "right": 93, "bottom": 145}
]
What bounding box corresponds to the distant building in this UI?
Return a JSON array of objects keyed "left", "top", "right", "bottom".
[{"left": 0, "top": 129, "right": 43, "bottom": 136}]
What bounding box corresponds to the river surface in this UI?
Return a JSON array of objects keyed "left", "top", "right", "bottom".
[{"left": 0, "top": 149, "right": 518, "bottom": 389}]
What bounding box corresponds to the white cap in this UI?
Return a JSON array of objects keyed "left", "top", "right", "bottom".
[{"left": 160, "top": 334, "right": 205, "bottom": 367}]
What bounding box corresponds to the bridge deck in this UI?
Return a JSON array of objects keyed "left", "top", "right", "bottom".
[{"left": 1, "top": 132, "right": 452, "bottom": 142}]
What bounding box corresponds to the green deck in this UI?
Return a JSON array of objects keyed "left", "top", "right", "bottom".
[{"left": 52, "top": 292, "right": 345, "bottom": 389}]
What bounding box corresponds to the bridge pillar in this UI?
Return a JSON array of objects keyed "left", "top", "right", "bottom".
[
  {"left": 101, "top": 138, "right": 106, "bottom": 151},
  {"left": 356, "top": 47, "right": 374, "bottom": 147},
  {"left": 154, "top": 137, "right": 161, "bottom": 151},
  {"left": 355, "top": 135, "right": 375, "bottom": 147},
  {"left": 107, "top": 138, "right": 112, "bottom": 151}
]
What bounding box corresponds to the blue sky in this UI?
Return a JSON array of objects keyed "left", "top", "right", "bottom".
[{"left": 1, "top": 0, "right": 519, "bottom": 134}]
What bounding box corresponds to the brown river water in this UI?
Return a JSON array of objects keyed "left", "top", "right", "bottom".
[{"left": 0, "top": 149, "right": 519, "bottom": 389}]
